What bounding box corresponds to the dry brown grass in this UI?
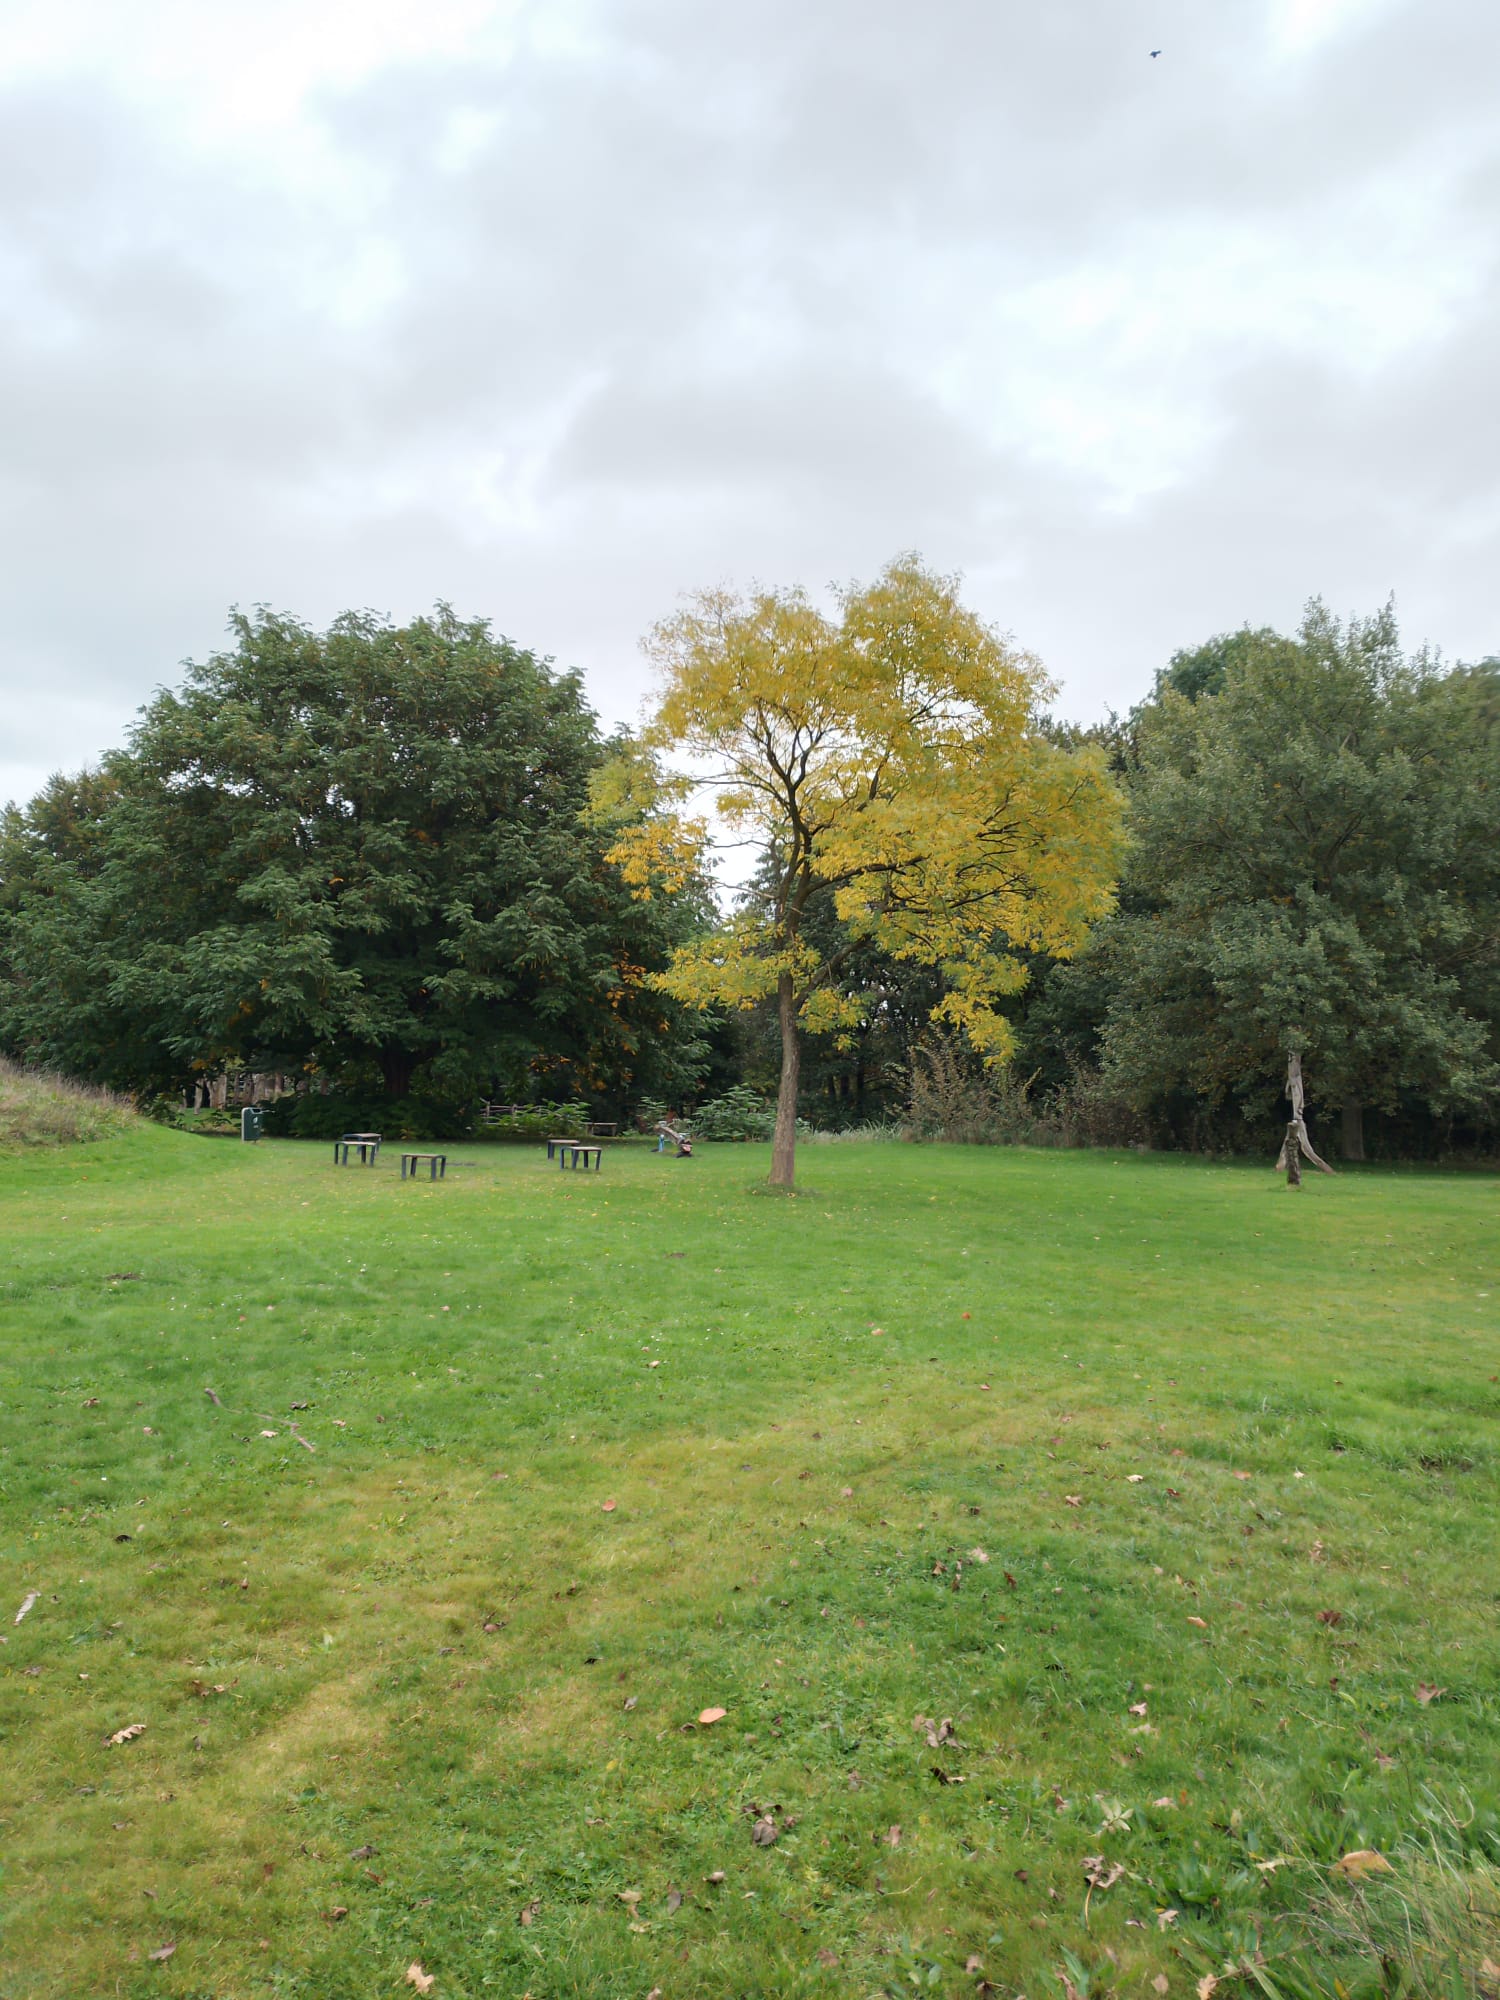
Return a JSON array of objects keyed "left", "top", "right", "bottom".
[{"left": 0, "top": 1056, "right": 136, "bottom": 1147}]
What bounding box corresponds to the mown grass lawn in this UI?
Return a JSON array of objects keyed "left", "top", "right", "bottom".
[{"left": 1, "top": 1130, "right": 1497, "bottom": 2000}]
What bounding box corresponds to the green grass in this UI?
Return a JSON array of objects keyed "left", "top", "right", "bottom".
[{"left": 1, "top": 1130, "right": 1497, "bottom": 2000}]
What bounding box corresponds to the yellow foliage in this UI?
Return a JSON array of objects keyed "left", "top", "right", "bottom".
[{"left": 609, "top": 555, "right": 1124, "bottom": 1065}]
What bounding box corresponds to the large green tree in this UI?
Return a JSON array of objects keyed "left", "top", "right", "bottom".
[
  {"left": 1099, "top": 606, "right": 1500, "bottom": 1155},
  {"left": 0, "top": 608, "right": 707, "bottom": 1105}
]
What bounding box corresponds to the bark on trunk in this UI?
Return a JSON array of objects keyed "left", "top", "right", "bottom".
[
  {"left": 769, "top": 970, "right": 801, "bottom": 1187},
  {"left": 1340, "top": 1101, "right": 1365, "bottom": 1162},
  {"left": 380, "top": 1050, "right": 417, "bottom": 1098}
]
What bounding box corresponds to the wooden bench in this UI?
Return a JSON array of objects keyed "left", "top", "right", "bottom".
[
  {"left": 400, "top": 1151, "right": 448, "bottom": 1181},
  {"left": 556, "top": 1143, "right": 602, "bottom": 1172},
  {"left": 545, "top": 1135, "right": 578, "bottom": 1160},
  {"left": 587, "top": 1121, "right": 618, "bottom": 1138},
  {"left": 334, "top": 1132, "right": 382, "bottom": 1165}
]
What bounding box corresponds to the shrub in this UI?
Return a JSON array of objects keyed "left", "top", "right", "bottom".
[
  {"left": 687, "top": 1086, "right": 776, "bottom": 1142},
  {"left": 468, "top": 1102, "right": 589, "bottom": 1144},
  {"left": 260, "top": 1092, "right": 475, "bottom": 1142},
  {"left": 903, "top": 1037, "right": 1148, "bottom": 1149}
]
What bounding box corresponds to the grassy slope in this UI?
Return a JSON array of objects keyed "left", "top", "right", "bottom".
[
  {"left": 0, "top": 1059, "right": 135, "bottom": 1149},
  {"left": 0, "top": 1131, "right": 1497, "bottom": 1999}
]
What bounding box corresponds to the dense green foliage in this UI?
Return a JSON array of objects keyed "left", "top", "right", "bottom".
[
  {"left": 1099, "top": 610, "right": 1500, "bottom": 1148},
  {"left": 1, "top": 598, "right": 1496, "bottom": 1157},
  {"left": 2, "top": 1132, "right": 1497, "bottom": 1996},
  {"left": 0, "top": 610, "right": 710, "bottom": 1112}
]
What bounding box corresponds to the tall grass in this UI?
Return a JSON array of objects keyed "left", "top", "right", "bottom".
[{"left": 0, "top": 1057, "right": 136, "bottom": 1148}]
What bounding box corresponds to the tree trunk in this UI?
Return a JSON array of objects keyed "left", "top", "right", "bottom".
[
  {"left": 769, "top": 971, "right": 800, "bottom": 1187},
  {"left": 1284, "top": 1122, "right": 1302, "bottom": 1187},
  {"left": 1341, "top": 1101, "right": 1365, "bottom": 1162},
  {"left": 380, "top": 1050, "right": 416, "bottom": 1098}
]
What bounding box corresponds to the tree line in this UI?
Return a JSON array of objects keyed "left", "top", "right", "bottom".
[{"left": 1, "top": 570, "right": 1495, "bottom": 1173}]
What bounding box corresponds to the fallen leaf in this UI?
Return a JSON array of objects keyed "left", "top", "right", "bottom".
[
  {"left": 751, "top": 1815, "right": 778, "bottom": 1846},
  {"left": 327, "top": 1906, "right": 349, "bottom": 1922},
  {"left": 148, "top": 1942, "right": 176, "bottom": 1962},
  {"left": 518, "top": 1897, "right": 540, "bottom": 1926},
  {"left": 1232, "top": 1471, "right": 1252, "bottom": 1481},
  {"left": 1317, "top": 1609, "right": 1344, "bottom": 1626},
  {"left": 840, "top": 1486, "right": 853, "bottom": 1498},
  {"left": 349, "top": 1843, "right": 377, "bottom": 1860},
  {"left": 259, "top": 1430, "right": 278, "bottom": 1439},
  {"left": 882, "top": 1825, "right": 902, "bottom": 1847},
  {"left": 1082, "top": 1855, "right": 1126, "bottom": 1890},
  {"left": 15, "top": 1592, "right": 38, "bottom": 1625},
  {"left": 622, "top": 1695, "right": 637, "bottom": 1711},
  {"left": 698, "top": 1706, "right": 727, "bottom": 1726},
  {"left": 617, "top": 1889, "right": 642, "bottom": 1906},
  {"left": 1127, "top": 1474, "right": 1145, "bottom": 1483},
  {"left": 1153, "top": 1978, "right": 1170, "bottom": 1995},
  {"left": 665, "top": 1886, "right": 683, "bottom": 1913},
  {"left": 970, "top": 1548, "right": 989, "bottom": 1563},
  {"left": 1332, "top": 1849, "right": 1395, "bottom": 1881},
  {"left": 601, "top": 1499, "right": 617, "bottom": 1513},
  {"left": 931, "top": 1766, "right": 967, "bottom": 1785},
  {"left": 107, "top": 1722, "right": 147, "bottom": 1745},
  {"left": 1415, "top": 1682, "right": 1447, "bottom": 1706},
  {"left": 819, "top": 1947, "right": 840, "bottom": 1968},
  {"left": 705, "top": 1870, "right": 726, "bottom": 1884},
  {"left": 1197, "top": 1976, "right": 1218, "bottom": 2000},
  {"left": 1064, "top": 1495, "right": 1082, "bottom": 1507},
  {"left": 1128, "top": 1701, "right": 1148, "bottom": 1717},
  {"left": 406, "top": 1964, "right": 436, "bottom": 1994},
  {"left": 965, "top": 1955, "right": 985, "bottom": 1974},
  {"left": 1158, "top": 1908, "right": 1179, "bottom": 1930},
  {"left": 1186, "top": 1615, "right": 1208, "bottom": 1629}
]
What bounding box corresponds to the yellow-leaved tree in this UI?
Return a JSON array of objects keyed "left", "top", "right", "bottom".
[{"left": 607, "top": 557, "right": 1125, "bottom": 1186}]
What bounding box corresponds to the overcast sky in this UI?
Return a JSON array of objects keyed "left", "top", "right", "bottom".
[{"left": 3, "top": 0, "right": 1497, "bottom": 812}]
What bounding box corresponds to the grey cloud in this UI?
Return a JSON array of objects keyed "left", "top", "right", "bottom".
[{"left": 1, "top": 0, "right": 1497, "bottom": 816}]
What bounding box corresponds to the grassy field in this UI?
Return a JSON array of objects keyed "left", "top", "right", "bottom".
[{"left": 1, "top": 1130, "right": 1497, "bottom": 2000}]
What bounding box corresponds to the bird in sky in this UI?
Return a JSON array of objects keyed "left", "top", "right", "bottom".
[{"left": 1151, "top": 48, "right": 1162, "bottom": 57}]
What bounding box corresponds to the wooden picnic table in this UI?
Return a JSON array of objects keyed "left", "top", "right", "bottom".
[
  {"left": 555, "top": 1143, "right": 602, "bottom": 1172},
  {"left": 334, "top": 1132, "right": 382, "bottom": 1165}
]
